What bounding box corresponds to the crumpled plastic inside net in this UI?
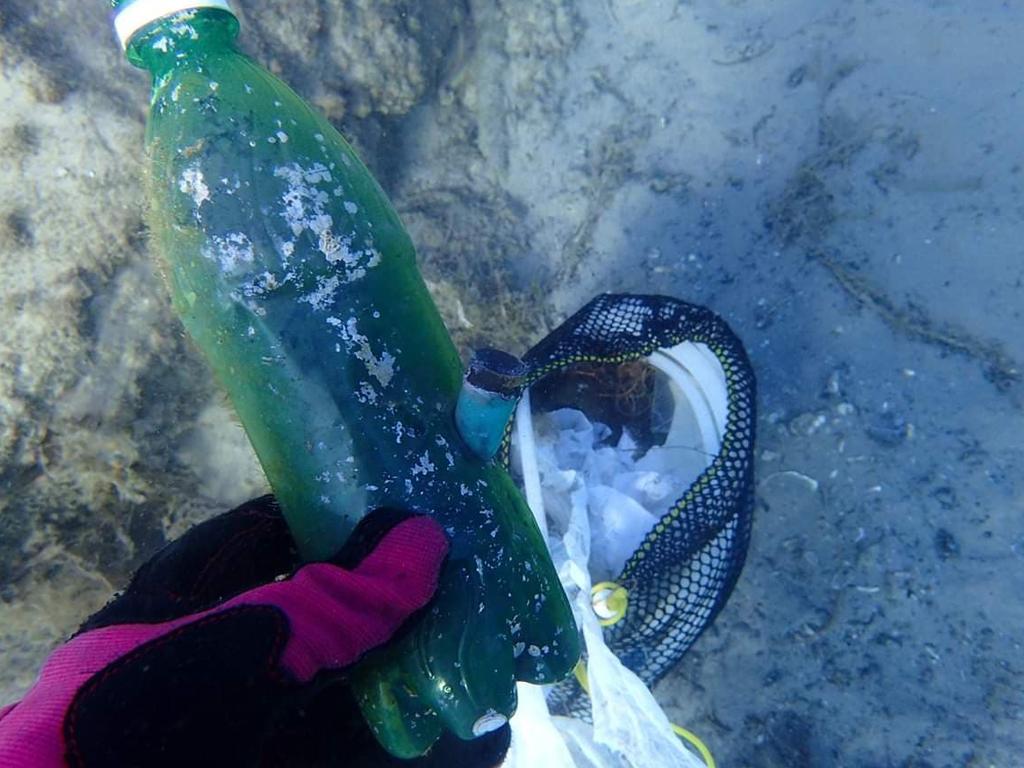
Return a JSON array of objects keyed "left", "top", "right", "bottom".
[
  {"left": 531, "top": 407, "right": 707, "bottom": 581},
  {"left": 505, "top": 407, "right": 706, "bottom": 768}
]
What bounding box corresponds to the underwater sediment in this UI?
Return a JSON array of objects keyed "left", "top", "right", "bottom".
[{"left": 1, "top": 1, "right": 1021, "bottom": 765}]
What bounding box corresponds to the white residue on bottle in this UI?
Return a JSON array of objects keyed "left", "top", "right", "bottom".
[
  {"left": 203, "top": 232, "right": 254, "bottom": 272},
  {"left": 275, "top": 162, "right": 334, "bottom": 237},
  {"left": 275, "top": 163, "right": 380, "bottom": 282},
  {"left": 337, "top": 317, "right": 395, "bottom": 387},
  {"left": 179, "top": 164, "right": 210, "bottom": 207},
  {"left": 411, "top": 451, "right": 436, "bottom": 477},
  {"left": 220, "top": 175, "right": 242, "bottom": 195},
  {"left": 168, "top": 10, "right": 199, "bottom": 40},
  {"left": 354, "top": 382, "right": 378, "bottom": 405},
  {"left": 317, "top": 229, "right": 352, "bottom": 264},
  {"left": 300, "top": 274, "right": 341, "bottom": 310}
]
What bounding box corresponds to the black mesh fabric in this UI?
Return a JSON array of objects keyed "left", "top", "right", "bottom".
[{"left": 501, "top": 293, "right": 756, "bottom": 718}]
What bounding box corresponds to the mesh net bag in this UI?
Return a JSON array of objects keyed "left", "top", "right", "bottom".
[{"left": 500, "top": 293, "right": 756, "bottom": 720}]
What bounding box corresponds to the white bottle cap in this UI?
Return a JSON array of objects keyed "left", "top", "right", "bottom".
[{"left": 114, "top": 0, "right": 235, "bottom": 50}]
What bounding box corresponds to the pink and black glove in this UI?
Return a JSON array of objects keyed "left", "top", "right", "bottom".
[{"left": 0, "top": 496, "right": 510, "bottom": 767}]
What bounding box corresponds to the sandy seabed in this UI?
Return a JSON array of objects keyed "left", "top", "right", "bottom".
[{"left": 1, "top": 2, "right": 1021, "bottom": 766}]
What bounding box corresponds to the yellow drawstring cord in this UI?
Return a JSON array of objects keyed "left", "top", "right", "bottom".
[
  {"left": 576, "top": 584, "right": 717, "bottom": 768},
  {"left": 671, "top": 723, "right": 717, "bottom": 768}
]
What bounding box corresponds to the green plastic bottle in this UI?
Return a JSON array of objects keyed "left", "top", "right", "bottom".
[{"left": 111, "top": 0, "right": 578, "bottom": 756}]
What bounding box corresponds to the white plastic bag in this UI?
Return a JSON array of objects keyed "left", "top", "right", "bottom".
[{"left": 505, "top": 384, "right": 708, "bottom": 768}]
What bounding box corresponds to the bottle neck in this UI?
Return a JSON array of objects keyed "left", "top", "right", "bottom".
[{"left": 115, "top": 2, "right": 239, "bottom": 72}]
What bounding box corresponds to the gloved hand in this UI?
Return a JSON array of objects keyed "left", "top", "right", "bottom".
[{"left": 0, "top": 496, "right": 511, "bottom": 767}]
